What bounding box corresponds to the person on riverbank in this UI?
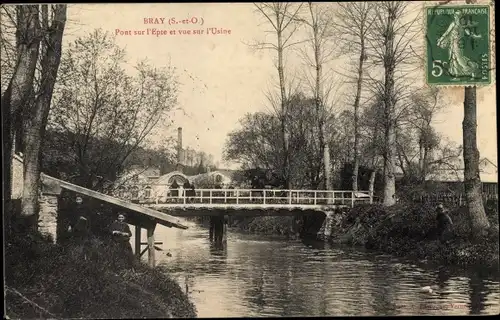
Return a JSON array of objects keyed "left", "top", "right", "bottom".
[
  {"left": 110, "top": 213, "right": 134, "bottom": 269},
  {"left": 436, "top": 203, "right": 453, "bottom": 243}
]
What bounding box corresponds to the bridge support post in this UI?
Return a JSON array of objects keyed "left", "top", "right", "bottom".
[
  {"left": 147, "top": 224, "right": 157, "bottom": 268},
  {"left": 135, "top": 225, "right": 141, "bottom": 257},
  {"left": 209, "top": 216, "right": 215, "bottom": 241},
  {"left": 210, "top": 215, "right": 225, "bottom": 245},
  {"left": 323, "top": 210, "right": 334, "bottom": 239},
  {"left": 222, "top": 215, "right": 228, "bottom": 243}
]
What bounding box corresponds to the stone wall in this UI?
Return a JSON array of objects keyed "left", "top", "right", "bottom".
[
  {"left": 12, "top": 154, "right": 24, "bottom": 199},
  {"left": 39, "top": 195, "right": 58, "bottom": 243}
]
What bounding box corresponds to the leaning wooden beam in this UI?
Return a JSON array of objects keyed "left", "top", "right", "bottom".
[{"left": 40, "top": 173, "right": 189, "bottom": 230}]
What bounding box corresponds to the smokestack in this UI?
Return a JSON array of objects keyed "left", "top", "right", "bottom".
[{"left": 177, "top": 127, "right": 183, "bottom": 165}]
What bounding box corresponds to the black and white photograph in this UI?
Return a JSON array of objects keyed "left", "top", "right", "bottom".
[{"left": 2, "top": 1, "right": 498, "bottom": 318}]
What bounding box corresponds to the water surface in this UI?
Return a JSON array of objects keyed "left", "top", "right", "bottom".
[{"left": 132, "top": 221, "right": 500, "bottom": 317}]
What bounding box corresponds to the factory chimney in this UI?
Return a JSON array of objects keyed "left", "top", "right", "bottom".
[{"left": 176, "top": 127, "right": 183, "bottom": 172}]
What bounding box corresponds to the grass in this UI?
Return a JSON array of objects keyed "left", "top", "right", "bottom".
[{"left": 5, "top": 231, "right": 197, "bottom": 319}]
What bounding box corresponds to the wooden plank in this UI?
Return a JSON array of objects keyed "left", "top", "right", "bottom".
[
  {"left": 139, "top": 246, "right": 149, "bottom": 258},
  {"left": 147, "top": 225, "right": 156, "bottom": 268},
  {"left": 40, "top": 173, "right": 188, "bottom": 230}
]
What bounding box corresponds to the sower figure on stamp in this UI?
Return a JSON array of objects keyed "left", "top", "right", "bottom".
[
  {"left": 436, "top": 9, "right": 482, "bottom": 80},
  {"left": 110, "top": 213, "right": 134, "bottom": 269}
]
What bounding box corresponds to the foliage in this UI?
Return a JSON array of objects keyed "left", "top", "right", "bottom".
[{"left": 224, "top": 92, "right": 337, "bottom": 189}]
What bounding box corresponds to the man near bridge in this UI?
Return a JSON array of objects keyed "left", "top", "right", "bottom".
[{"left": 110, "top": 213, "right": 134, "bottom": 269}]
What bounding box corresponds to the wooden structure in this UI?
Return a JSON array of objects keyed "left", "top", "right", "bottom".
[{"left": 40, "top": 173, "right": 189, "bottom": 267}]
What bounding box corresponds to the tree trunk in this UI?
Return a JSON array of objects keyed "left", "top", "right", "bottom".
[
  {"left": 1, "top": 5, "right": 41, "bottom": 218},
  {"left": 422, "top": 146, "right": 430, "bottom": 182},
  {"left": 352, "top": 44, "right": 365, "bottom": 192},
  {"left": 418, "top": 136, "right": 425, "bottom": 179},
  {"left": 382, "top": 8, "right": 397, "bottom": 207},
  {"left": 21, "top": 5, "right": 67, "bottom": 232},
  {"left": 462, "top": 86, "right": 490, "bottom": 237},
  {"left": 383, "top": 122, "right": 397, "bottom": 206},
  {"left": 368, "top": 169, "right": 376, "bottom": 202},
  {"left": 277, "top": 30, "right": 290, "bottom": 189}
]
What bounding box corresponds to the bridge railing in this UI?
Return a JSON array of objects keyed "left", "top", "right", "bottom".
[{"left": 116, "top": 186, "right": 373, "bottom": 207}]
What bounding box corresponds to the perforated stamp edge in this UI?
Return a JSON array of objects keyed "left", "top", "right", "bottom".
[{"left": 423, "top": 1, "right": 495, "bottom": 88}]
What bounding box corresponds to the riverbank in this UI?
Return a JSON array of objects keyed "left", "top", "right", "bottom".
[
  {"left": 325, "top": 202, "right": 499, "bottom": 268},
  {"left": 5, "top": 231, "right": 197, "bottom": 319},
  {"left": 224, "top": 202, "right": 499, "bottom": 269}
]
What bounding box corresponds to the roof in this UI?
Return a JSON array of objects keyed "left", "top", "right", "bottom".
[
  {"left": 40, "top": 173, "right": 188, "bottom": 230},
  {"left": 156, "top": 171, "right": 189, "bottom": 185},
  {"left": 426, "top": 157, "right": 498, "bottom": 183}
]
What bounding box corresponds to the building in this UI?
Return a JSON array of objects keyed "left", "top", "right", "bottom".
[
  {"left": 425, "top": 157, "right": 498, "bottom": 196},
  {"left": 188, "top": 170, "right": 234, "bottom": 188},
  {"left": 113, "top": 165, "right": 161, "bottom": 199}
]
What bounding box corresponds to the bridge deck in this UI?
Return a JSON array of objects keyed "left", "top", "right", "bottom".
[{"left": 117, "top": 188, "right": 373, "bottom": 214}]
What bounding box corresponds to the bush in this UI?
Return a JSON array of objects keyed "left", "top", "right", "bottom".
[{"left": 331, "top": 202, "right": 499, "bottom": 268}]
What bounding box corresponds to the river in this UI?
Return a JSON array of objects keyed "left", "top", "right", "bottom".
[{"left": 133, "top": 220, "right": 500, "bottom": 317}]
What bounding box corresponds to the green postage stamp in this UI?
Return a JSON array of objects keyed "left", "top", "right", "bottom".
[{"left": 426, "top": 4, "right": 491, "bottom": 86}]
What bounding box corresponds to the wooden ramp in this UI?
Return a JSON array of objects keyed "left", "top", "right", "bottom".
[{"left": 40, "top": 173, "right": 189, "bottom": 230}]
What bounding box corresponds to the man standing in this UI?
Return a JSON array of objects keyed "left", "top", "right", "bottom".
[
  {"left": 110, "top": 214, "right": 134, "bottom": 269},
  {"left": 436, "top": 203, "right": 454, "bottom": 243}
]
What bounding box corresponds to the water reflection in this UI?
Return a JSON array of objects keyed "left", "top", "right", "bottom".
[{"left": 147, "top": 223, "right": 499, "bottom": 317}]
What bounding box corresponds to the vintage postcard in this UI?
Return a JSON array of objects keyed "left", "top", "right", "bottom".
[{"left": 2, "top": 1, "right": 498, "bottom": 318}]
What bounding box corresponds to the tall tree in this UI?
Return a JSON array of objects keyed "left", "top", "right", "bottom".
[
  {"left": 21, "top": 5, "right": 67, "bottom": 229},
  {"left": 333, "top": 2, "right": 375, "bottom": 192},
  {"left": 366, "top": 2, "right": 421, "bottom": 206},
  {"left": 463, "top": 87, "right": 490, "bottom": 235},
  {"left": 252, "top": 2, "right": 304, "bottom": 189},
  {"left": 296, "top": 2, "right": 336, "bottom": 190},
  {"left": 461, "top": 0, "right": 490, "bottom": 237},
  {"left": 1, "top": 5, "right": 40, "bottom": 210}
]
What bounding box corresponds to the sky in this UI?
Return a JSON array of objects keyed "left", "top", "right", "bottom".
[{"left": 63, "top": 2, "right": 497, "bottom": 169}]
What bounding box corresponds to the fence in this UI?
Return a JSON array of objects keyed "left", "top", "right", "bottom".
[
  {"left": 412, "top": 192, "right": 498, "bottom": 207},
  {"left": 118, "top": 187, "right": 374, "bottom": 207}
]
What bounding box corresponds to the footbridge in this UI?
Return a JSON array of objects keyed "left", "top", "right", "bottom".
[{"left": 130, "top": 188, "right": 374, "bottom": 216}]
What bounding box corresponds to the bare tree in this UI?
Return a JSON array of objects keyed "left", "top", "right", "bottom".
[
  {"left": 21, "top": 5, "right": 67, "bottom": 230},
  {"left": 251, "top": 2, "right": 304, "bottom": 189},
  {"left": 366, "top": 2, "right": 422, "bottom": 206},
  {"left": 1, "top": 5, "right": 40, "bottom": 211},
  {"left": 333, "top": 2, "right": 375, "bottom": 192},
  {"left": 295, "top": 2, "right": 340, "bottom": 191},
  {"left": 1, "top": 6, "right": 18, "bottom": 93},
  {"left": 48, "top": 29, "right": 178, "bottom": 190}
]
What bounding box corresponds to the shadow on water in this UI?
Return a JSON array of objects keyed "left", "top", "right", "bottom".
[
  {"left": 209, "top": 242, "right": 227, "bottom": 259},
  {"left": 468, "top": 269, "right": 493, "bottom": 315}
]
